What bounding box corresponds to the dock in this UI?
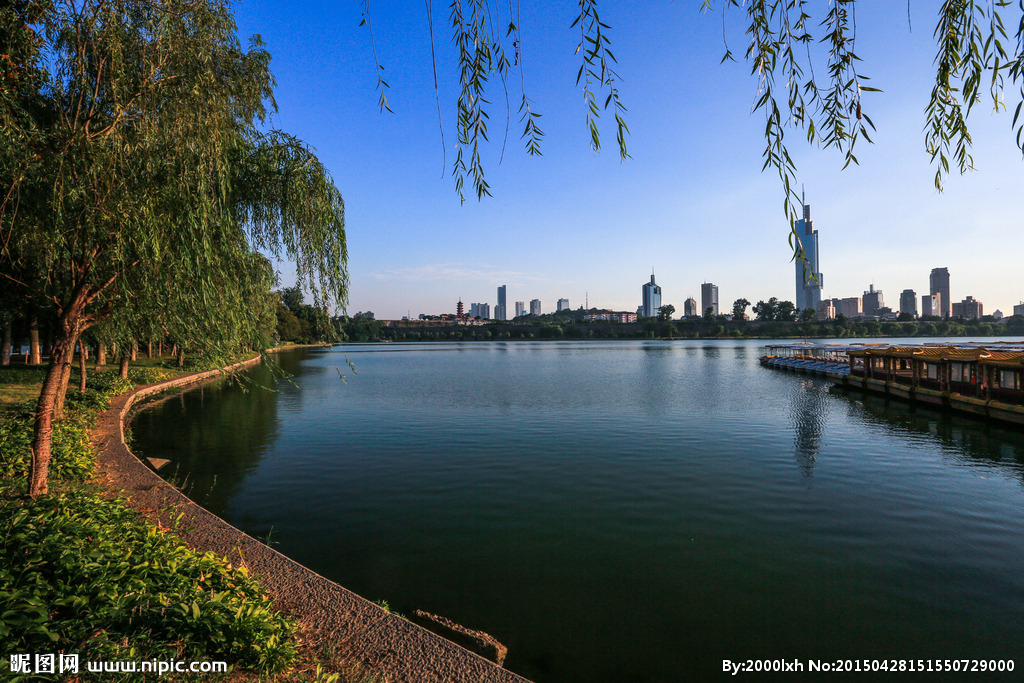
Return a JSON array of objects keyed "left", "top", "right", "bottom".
[{"left": 761, "top": 342, "right": 1024, "bottom": 427}]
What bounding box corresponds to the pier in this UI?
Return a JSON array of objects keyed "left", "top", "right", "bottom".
[
  {"left": 759, "top": 342, "right": 853, "bottom": 376},
  {"left": 761, "top": 342, "right": 1024, "bottom": 427}
]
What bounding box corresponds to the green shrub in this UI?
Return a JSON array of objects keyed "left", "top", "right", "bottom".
[
  {"left": 128, "top": 367, "right": 176, "bottom": 384},
  {"left": 0, "top": 402, "right": 94, "bottom": 482},
  {"left": 0, "top": 490, "right": 296, "bottom": 675},
  {"left": 86, "top": 372, "right": 135, "bottom": 396}
]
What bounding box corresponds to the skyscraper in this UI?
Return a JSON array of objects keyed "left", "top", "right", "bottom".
[
  {"left": 794, "top": 194, "right": 824, "bottom": 313},
  {"left": 899, "top": 289, "right": 917, "bottom": 318},
  {"left": 641, "top": 271, "right": 662, "bottom": 318},
  {"left": 701, "top": 282, "right": 719, "bottom": 316},
  {"left": 530, "top": 299, "right": 542, "bottom": 316},
  {"left": 496, "top": 285, "right": 507, "bottom": 321},
  {"left": 930, "top": 267, "right": 950, "bottom": 319},
  {"left": 557, "top": 298, "right": 569, "bottom": 312},
  {"left": 862, "top": 284, "right": 883, "bottom": 316},
  {"left": 683, "top": 297, "right": 697, "bottom": 317},
  {"left": 514, "top": 301, "right": 525, "bottom": 318}
]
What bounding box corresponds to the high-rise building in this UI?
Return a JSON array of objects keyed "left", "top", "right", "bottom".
[
  {"left": 952, "top": 296, "right": 983, "bottom": 320},
  {"left": 839, "top": 297, "right": 862, "bottom": 318},
  {"left": 701, "top": 282, "right": 719, "bottom": 316},
  {"left": 930, "top": 267, "right": 951, "bottom": 318},
  {"left": 683, "top": 297, "right": 697, "bottom": 317},
  {"left": 530, "top": 299, "right": 542, "bottom": 316},
  {"left": 794, "top": 194, "right": 824, "bottom": 313},
  {"left": 899, "top": 289, "right": 917, "bottom": 318},
  {"left": 1015, "top": 302, "right": 1024, "bottom": 317},
  {"left": 514, "top": 301, "right": 525, "bottom": 318},
  {"left": 470, "top": 303, "right": 480, "bottom": 318},
  {"left": 922, "top": 293, "right": 942, "bottom": 318},
  {"left": 862, "top": 284, "right": 884, "bottom": 317},
  {"left": 495, "top": 285, "right": 507, "bottom": 321},
  {"left": 641, "top": 271, "right": 662, "bottom": 318},
  {"left": 557, "top": 298, "right": 570, "bottom": 312}
]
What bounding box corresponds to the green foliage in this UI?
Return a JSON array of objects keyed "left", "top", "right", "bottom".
[
  {"left": 85, "top": 373, "right": 136, "bottom": 397},
  {"left": 0, "top": 371, "right": 137, "bottom": 482},
  {"left": 0, "top": 489, "right": 296, "bottom": 674},
  {"left": 127, "top": 367, "right": 177, "bottom": 385},
  {"left": 336, "top": 316, "right": 384, "bottom": 343},
  {"left": 732, "top": 298, "right": 751, "bottom": 322}
]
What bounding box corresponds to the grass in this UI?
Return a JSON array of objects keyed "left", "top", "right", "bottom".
[{"left": 0, "top": 353, "right": 375, "bottom": 682}]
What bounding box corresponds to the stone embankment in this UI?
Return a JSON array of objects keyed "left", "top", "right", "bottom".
[{"left": 92, "top": 346, "right": 530, "bottom": 683}]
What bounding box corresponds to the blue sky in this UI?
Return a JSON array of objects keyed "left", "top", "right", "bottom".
[{"left": 233, "top": 1, "right": 1023, "bottom": 319}]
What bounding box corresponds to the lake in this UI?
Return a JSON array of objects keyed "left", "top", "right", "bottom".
[{"left": 130, "top": 339, "right": 1024, "bottom": 681}]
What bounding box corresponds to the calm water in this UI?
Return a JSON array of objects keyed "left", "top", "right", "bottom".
[{"left": 131, "top": 340, "right": 1024, "bottom": 681}]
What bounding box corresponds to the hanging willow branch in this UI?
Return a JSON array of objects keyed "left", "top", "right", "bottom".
[{"left": 703, "top": 0, "right": 1022, "bottom": 264}]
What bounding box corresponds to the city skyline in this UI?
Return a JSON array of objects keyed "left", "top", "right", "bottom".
[
  {"left": 414, "top": 262, "right": 1009, "bottom": 321},
  {"left": 233, "top": 3, "right": 1024, "bottom": 319}
]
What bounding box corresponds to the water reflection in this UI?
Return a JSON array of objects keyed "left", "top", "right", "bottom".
[
  {"left": 834, "top": 388, "right": 1024, "bottom": 484},
  {"left": 789, "top": 378, "right": 830, "bottom": 476},
  {"left": 129, "top": 359, "right": 291, "bottom": 513}
]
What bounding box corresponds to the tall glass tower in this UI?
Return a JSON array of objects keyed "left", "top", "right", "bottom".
[
  {"left": 930, "top": 267, "right": 950, "bottom": 319},
  {"left": 642, "top": 272, "right": 662, "bottom": 317},
  {"left": 794, "top": 194, "right": 824, "bottom": 313},
  {"left": 496, "top": 285, "right": 507, "bottom": 321},
  {"left": 701, "top": 282, "right": 719, "bottom": 316}
]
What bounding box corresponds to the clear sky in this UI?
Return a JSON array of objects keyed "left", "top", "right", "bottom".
[{"left": 231, "top": 1, "right": 1024, "bottom": 319}]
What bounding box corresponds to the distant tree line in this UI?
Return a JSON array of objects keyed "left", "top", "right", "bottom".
[{"left": 374, "top": 313, "right": 1024, "bottom": 343}]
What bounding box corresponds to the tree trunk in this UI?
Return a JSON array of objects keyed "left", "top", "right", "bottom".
[
  {"left": 119, "top": 353, "right": 130, "bottom": 379},
  {"left": 28, "top": 316, "right": 41, "bottom": 365},
  {"left": 53, "top": 330, "right": 81, "bottom": 421},
  {"left": 79, "top": 342, "right": 87, "bottom": 393},
  {"left": 177, "top": 347, "right": 185, "bottom": 367},
  {"left": 170, "top": 343, "right": 177, "bottom": 358},
  {"left": 147, "top": 340, "right": 152, "bottom": 358},
  {"left": 130, "top": 339, "right": 137, "bottom": 361},
  {"left": 29, "top": 340, "right": 74, "bottom": 497},
  {"left": 1, "top": 320, "right": 10, "bottom": 366},
  {"left": 29, "top": 287, "right": 94, "bottom": 497},
  {"left": 157, "top": 340, "right": 162, "bottom": 357},
  {"left": 96, "top": 342, "right": 106, "bottom": 368}
]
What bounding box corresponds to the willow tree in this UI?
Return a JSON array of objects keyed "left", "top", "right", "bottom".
[{"left": 1, "top": 0, "right": 347, "bottom": 497}]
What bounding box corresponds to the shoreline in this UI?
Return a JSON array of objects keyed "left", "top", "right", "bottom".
[{"left": 92, "top": 344, "right": 529, "bottom": 683}]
